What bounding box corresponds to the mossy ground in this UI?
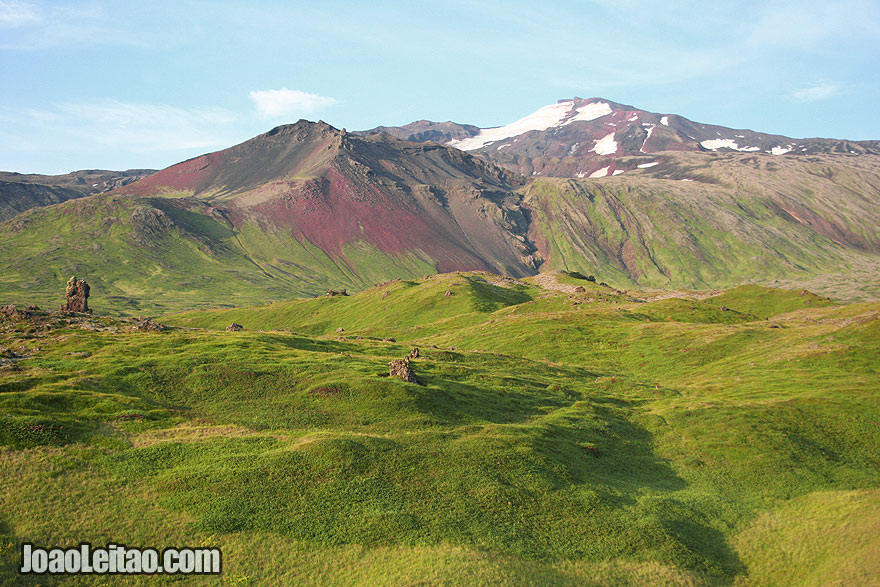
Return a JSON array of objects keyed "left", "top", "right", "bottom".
[{"left": 1, "top": 272, "right": 878, "bottom": 585}]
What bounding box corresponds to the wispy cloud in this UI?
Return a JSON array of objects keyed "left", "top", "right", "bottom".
[
  {"left": 0, "top": 0, "right": 39, "bottom": 27},
  {"left": 792, "top": 83, "right": 840, "bottom": 102},
  {"left": 249, "top": 88, "right": 339, "bottom": 120},
  {"left": 0, "top": 2, "right": 151, "bottom": 50},
  {"left": 26, "top": 100, "right": 239, "bottom": 152},
  {"left": 748, "top": 0, "right": 880, "bottom": 48}
]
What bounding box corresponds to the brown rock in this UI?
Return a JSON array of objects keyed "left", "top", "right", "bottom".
[
  {"left": 409, "top": 347, "right": 420, "bottom": 359},
  {"left": 61, "top": 276, "right": 90, "bottom": 313},
  {"left": 226, "top": 323, "right": 243, "bottom": 332},
  {"left": 389, "top": 357, "right": 418, "bottom": 383},
  {"left": 574, "top": 286, "right": 586, "bottom": 292},
  {"left": 135, "top": 317, "right": 167, "bottom": 331},
  {"left": 444, "top": 290, "right": 452, "bottom": 297}
]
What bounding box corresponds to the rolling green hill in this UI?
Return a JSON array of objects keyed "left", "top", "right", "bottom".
[{"left": 1, "top": 272, "right": 877, "bottom": 584}]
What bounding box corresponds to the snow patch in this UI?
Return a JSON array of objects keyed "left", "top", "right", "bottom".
[
  {"left": 628, "top": 115, "right": 638, "bottom": 122},
  {"left": 701, "top": 139, "right": 760, "bottom": 152},
  {"left": 640, "top": 125, "right": 655, "bottom": 153},
  {"left": 591, "top": 132, "right": 617, "bottom": 155},
  {"left": 564, "top": 101, "right": 613, "bottom": 125},
  {"left": 496, "top": 143, "right": 510, "bottom": 150},
  {"left": 637, "top": 161, "right": 659, "bottom": 168},
  {"left": 660, "top": 116, "right": 669, "bottom": 126},
  {"left": 589, "top": 166, "right": 611, "bottom": 178},
  {"left": 569, "top": 142, "right": 580, "bottom": 155},
  {"left": 612, "top": 169, "right": 625, "bottom": 176},
  {"left": 771, "top": 146, "right": 792, "bottom": 155},
  {"left": 448, "top": 101, "right": 575, "bottom": 150}
]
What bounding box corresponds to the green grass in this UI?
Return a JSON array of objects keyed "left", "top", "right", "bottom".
[
  {"left": 1, "top": 274, "right": 878, "bottom": 585},
  {"left": 0, "top": 195, "right": 443, "bottom": 315}
]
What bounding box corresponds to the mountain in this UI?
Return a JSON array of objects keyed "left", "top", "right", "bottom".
[
  {"left": 365, "top": 97, "right": 880, "bottom": 177},
  {"left": 116, "top": 120, "right": 538, "bottom": 275},
  {"left": 0, "top": 121, "right": 542, "bottom": 312},
  {"left": 1, "top": 111, "right": 879, "bottom": 314},
  {"left": 0, "top": 169, "right": 154, "bottom": 222}
]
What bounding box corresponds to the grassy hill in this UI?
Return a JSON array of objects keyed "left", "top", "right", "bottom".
[{"left": 1, "top": 272, "right": 877, "bottom": 584}]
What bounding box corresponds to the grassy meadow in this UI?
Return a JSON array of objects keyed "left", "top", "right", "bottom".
[{"left": 1, "top": 272, "right": 878, "bottom": 585}]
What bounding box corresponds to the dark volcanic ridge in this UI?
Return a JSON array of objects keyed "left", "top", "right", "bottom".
[{"left": 358, "top": 97, "right": 880, "bottom": 177}]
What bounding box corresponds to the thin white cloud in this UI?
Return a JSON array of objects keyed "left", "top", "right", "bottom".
[
  {"left": 27, "top": 100, "right": 239, "bottom": 152},
  {"left": 792, "top": 84, "right": 840, "bottom": 102},
  {"left": 0, "top": 0, "right": 39, "bottom": 27},
  {"left": 0, "top": 2, "right": 152, "bottom": 50},
  {"left": 748, "top": 0, "right": 880, "bottom": 48},
  {"left": 249, "top": 88, "right": 338, "bottom": 119}
]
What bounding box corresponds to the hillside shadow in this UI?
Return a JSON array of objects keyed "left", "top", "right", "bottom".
[{"left": 525, "top": 398, "right": 746, "bottom": 579}]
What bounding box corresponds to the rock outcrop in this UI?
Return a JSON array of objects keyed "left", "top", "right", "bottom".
[
  {"left": 389, "top": 357, "right": 418, "bottom": 383},
  {"left": 62, "top": 276, "right": 90, "bottom": 313},
  {"left": 226, "top": 323, "right": 243, "bottom": 332}
]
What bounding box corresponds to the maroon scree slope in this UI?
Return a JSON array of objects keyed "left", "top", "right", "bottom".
[{"left": 117, "top": 120, "right": 540, "bottom": 276}]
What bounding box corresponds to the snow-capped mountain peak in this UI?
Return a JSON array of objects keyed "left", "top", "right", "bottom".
[{"left": 448, "top": 98, "right": 613, "bottom": 151}]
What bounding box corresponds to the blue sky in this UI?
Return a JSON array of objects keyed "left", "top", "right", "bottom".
[{"left": 2, "top": 0, "right": 879, "bottom": 173}]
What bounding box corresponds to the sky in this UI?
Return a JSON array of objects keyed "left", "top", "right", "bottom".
[{"left": 1, "top": 0, "right": 879, "bottom": 174}]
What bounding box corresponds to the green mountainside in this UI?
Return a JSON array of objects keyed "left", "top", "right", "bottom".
[
  {"left": 0, "top": 169, "right": 153, "bottom": 222},
  {"left": 1, "top": 272, "right": 877, "bottom": 584},
  {"left": 525, "top": 151, "right": 880, "bottom": 300},
  {"left": 1, "top": 135, "right": 879, "bottom": 315}
]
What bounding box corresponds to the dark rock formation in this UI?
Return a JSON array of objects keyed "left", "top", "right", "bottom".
[
  {"left": 389, "top": 357, "right": 418, "bottom": 383},
  {"left": 62, "top": 276, "right": 90, "bottom": 313},
  {"left": 326, "top": 289, "right": 348, "bottom": 296},
  {"left": 0, "top": 304, "right": 20, "bottom": 318},
  {"left": 226, "top": 323, "right": 243, "bottom": 332},
  {"left": 574, "top": 286, "right": 586, "bottom": 292},
  {"left": 135, "top": 317, "right": 167, "bottom": 331}
]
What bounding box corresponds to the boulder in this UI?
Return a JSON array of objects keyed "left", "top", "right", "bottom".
[
  {"left": 409, "top": 347, "right": 420, "bottom": 359},
  {"left": 226, "top": 323, "right": 243, "bottom": 332}
]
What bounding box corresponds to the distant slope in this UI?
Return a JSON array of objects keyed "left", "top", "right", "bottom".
[
  {"left": 0, "top": 169, "right": 154, "bottom": 221},
  {"left": 524, "top": 151, "right": 880, "bottom": 300},
  {"left": 363, "top": 97, "right": 880, "bottom": 178}
]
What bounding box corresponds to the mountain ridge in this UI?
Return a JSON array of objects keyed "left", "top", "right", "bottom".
[{"left": 359, "top": 97, "right": 880, "bottom": 178}]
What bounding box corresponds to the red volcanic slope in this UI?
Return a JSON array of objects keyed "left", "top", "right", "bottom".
[{"left": 116, "top": 121, "right": 537, "bottom": 277}]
